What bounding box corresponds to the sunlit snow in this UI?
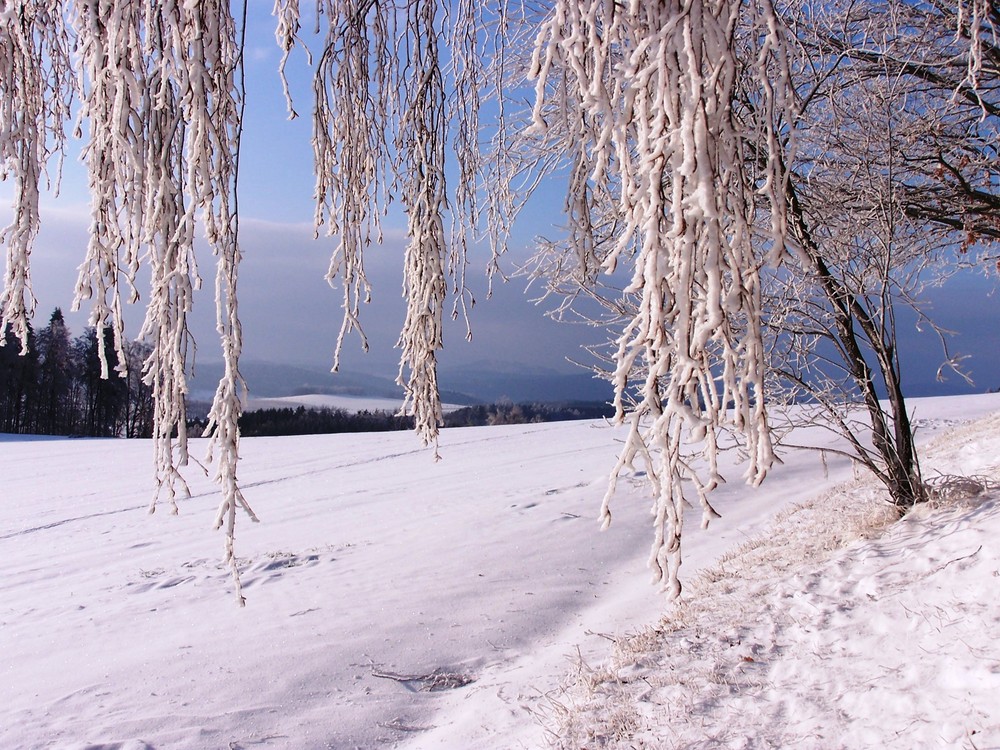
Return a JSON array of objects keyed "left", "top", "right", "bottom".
[{"left": 2, "top": 394, "right": 999, "bottom": 748}]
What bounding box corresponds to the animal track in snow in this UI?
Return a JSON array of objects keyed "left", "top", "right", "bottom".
[{"left": 127, "top": 550, "right": 333, "bottom": 593}]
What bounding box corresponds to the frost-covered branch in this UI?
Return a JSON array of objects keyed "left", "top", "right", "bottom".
[
  {"left": 526, "top": 0, "right": 793, "bottom": 596},
  {"left": 188, "top": 0, "right": 259, "bottom": 605},
  {"left": 395, "top": 0, "right": 448, "bottom": 448},
  {"left": 69, "top": 0, "right": 255, "bottom": 603},
  {"left": 283, "top": 0, "right": 490, "bottom": 447},
  {"left": 3, "top": 0, "right": 993, "bottom": 606},
  {"left": 306, "top": 0, "right": 388, "bottom": 367},
  {"left": 69, "top": 0, "right": 145, "bottom": 380},
  {"left": 136, "top": 81, "right": 199, "bottom": 512},
  {"left": 0, "top": 1, "right": 71, "bottom": 354}
]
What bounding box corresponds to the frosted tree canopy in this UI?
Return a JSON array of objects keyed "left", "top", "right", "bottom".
[{"left": 1, "top": 0, "right": 993, "bottom": 602}]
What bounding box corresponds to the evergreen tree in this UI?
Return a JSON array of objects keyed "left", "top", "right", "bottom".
[
  {"left": 123, "top": 340, "right": 154, "bottom": 438},
  {"left": 75, "top": 327, "right": 128, "bottom": 437},
  {"left": 0, "top": 323, "right": 38, "bottom": 433},
  {"left": 35, "top": 308, "right": 73, "bottom": 434}
]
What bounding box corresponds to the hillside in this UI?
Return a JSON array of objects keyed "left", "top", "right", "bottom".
[{"left": 1, "top": 394, "right": 998, "bottom": 749}]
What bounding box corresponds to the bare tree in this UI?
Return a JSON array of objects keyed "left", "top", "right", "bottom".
[
  {"left": 522, "top": 0, "right": 997, "bottom": 522},
  {"left": 788, "top": 0, "right": 999, "bottom": 249},
  {"left": 764, "top": 0, "right": 998, "bottom": 509}
]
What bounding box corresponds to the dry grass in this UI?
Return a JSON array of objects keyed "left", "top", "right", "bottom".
[{"left": 543, "top": 409, "right": 1000, "bottom": 749}]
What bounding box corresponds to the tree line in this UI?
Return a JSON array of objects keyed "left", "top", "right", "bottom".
[
  {"left": 234, "top": 406, "right": 414, "bottom": 438},
  {"left": 0, "top": 309, "right": 153, "bottom": 437},
  {"left": 443, "top": 401, "right": 614, "bottom": 428},
  {"left": 230, "top": 401, "right": 615, "bottom": 438}
]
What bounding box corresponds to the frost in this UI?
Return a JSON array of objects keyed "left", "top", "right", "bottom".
[
  {"left": 1, "top": 1, "right": 991, "bottom": 603},
  {"left": 527, "top": 0, "right": 794, "bottom": 596},
  {"left": 67, "top": 0, "right": 256, "bottom": 603},
  {"left": 0, "top": 0, "right": 71, "bottom": 354},
  {"left": 291, "top": 0, "right": 486, "bottom": 449}
]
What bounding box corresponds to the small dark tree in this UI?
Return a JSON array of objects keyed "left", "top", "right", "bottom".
[
  {"left": 74, "top": 327, "right": 128, "bottom": 437},
  {"left": 123, "top": 340, "right": 154, "bottom": 438},
  {"left": 35, "top": 308, "right": 74, "bottom": 434},
  {"left": 0, "top": 323, "right": 38, "bottom": 433}
]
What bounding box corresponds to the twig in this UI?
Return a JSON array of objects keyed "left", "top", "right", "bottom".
[
  {"left": 585, "top": 629, "right": 617, "bottom": 642},
  {"left": 370, "top": 665, "right": 475, "bottom": 692},
  {"left": 933, "top": 545, "right": 983, "bottom": 575},
  {"left": 377, "top": 718, "right": 434, "bottom": 733}
]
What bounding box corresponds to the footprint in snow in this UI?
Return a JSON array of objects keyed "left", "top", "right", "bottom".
[{"left": 127, "top": 551, "right": 329, "bottom": 593}]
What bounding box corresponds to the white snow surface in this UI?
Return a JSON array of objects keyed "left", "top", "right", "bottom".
[{"left": 2, "top": 393, "right": 999, "bottom": 749}]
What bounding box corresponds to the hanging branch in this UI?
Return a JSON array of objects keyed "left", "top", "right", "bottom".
[
  {"left": 527, "top": 0, "right": 793, "bottom": 596},
  {"left": 136, "top": 76, "right": 199, "bottom": 513},
  {"left": 0, "top": 0, "right": 72, "bottom": 354},
  {"left": 7, "top": 1, "right": 800, "bottom": 602},
  {"left": 69, "top": 0, "right": 146, "bottom": 382},
  {"left": 69, "top": 0, "right": 255, "bottom": 603},
  {"left": 307, "top": 0, "right": 392, "bottom": 368},
  {"left": 395, "top": 0, "right": 448, "bottom": 448},
  {"left": 187, "top": 0, "right": 258, "bottom": 606},
  {"left": 445, "top": 0, "right": 484, "bottom": 328},
  {"left": 960, "top": 0, "right": 993, "bottom": 90},
  {"left": 281, "top": 0, "right": 485, "bottom": 448}
]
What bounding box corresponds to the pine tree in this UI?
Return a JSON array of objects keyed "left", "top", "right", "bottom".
[
  {"left": 35, "top": 308, "right": 73, "bottom": 435},
  {"left": 123, "top": 340, "right": 154, "bottom": 438},
  {"left": 74, "top": 327, "right": 128, "bottom": 437},
  {"left": 0, "top": 322, "right": 38, "bottom": 433}
]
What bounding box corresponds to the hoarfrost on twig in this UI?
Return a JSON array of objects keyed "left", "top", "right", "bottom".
[{"left": 527, "top": 0, "right": 794, "bottom": 596}]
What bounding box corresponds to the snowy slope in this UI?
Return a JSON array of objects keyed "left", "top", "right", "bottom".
[
  {"left": 1, "top": 394, "right": 999, "bottom": 749},
  {"left": 525, "top": 400, "right": 1000, "bottom": 750}
]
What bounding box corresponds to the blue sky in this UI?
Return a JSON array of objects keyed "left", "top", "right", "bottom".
[
  {"left": 2, "top": 5, "right": 998, "bottom": 398},
  {"left": 5, "top": 6, "right": 605, "bottom": 383}
]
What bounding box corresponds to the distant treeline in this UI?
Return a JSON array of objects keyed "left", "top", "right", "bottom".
[
  {"left": 236, "top": 406, "right": 414, "bottom": 437},
  {"left": 0, "top": 309, "right": 154, "bottom": 438},
  {"left": 1, "top": 311, "right": 613, "bottom": 440},
  {"left": 230, "top": 400, "right": 613, "bottom": 437},
  {"left": 443, "top": 401, "right": 614, "bottom": 427}
]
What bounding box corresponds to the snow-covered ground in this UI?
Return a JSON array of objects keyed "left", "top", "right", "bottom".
[
  {"left": 542, "top": 399, "right": 1000, "bottom": 750},
  {"left": 2, "top": 393, "right": 999, "bottom": 749}
]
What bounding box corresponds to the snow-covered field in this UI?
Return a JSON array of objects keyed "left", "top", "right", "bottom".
[{"left": 2, "top": 393, "right": 999, "bottom": 749}]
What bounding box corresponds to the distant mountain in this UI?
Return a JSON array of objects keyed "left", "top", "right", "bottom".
[
  {"left": 187, "top": 359, "right": 612, "bottom": 406},
  {"left": 439, "top": 362, "right": 612, "bottom": 404},
  {"left": 187, "top": 361, "right": 402, "bottom": 401}
]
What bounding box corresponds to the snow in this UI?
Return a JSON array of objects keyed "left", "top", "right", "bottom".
[{"left": 2, "top": 393, "right": 999, "bottom": 749}]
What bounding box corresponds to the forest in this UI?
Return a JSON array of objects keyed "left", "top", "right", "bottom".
[
  {"left": 224, "top": 401, "right": 614, "bottom": 437},
  {"left": 0, "top": 308, "right": 153, "bottom": 437}
]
